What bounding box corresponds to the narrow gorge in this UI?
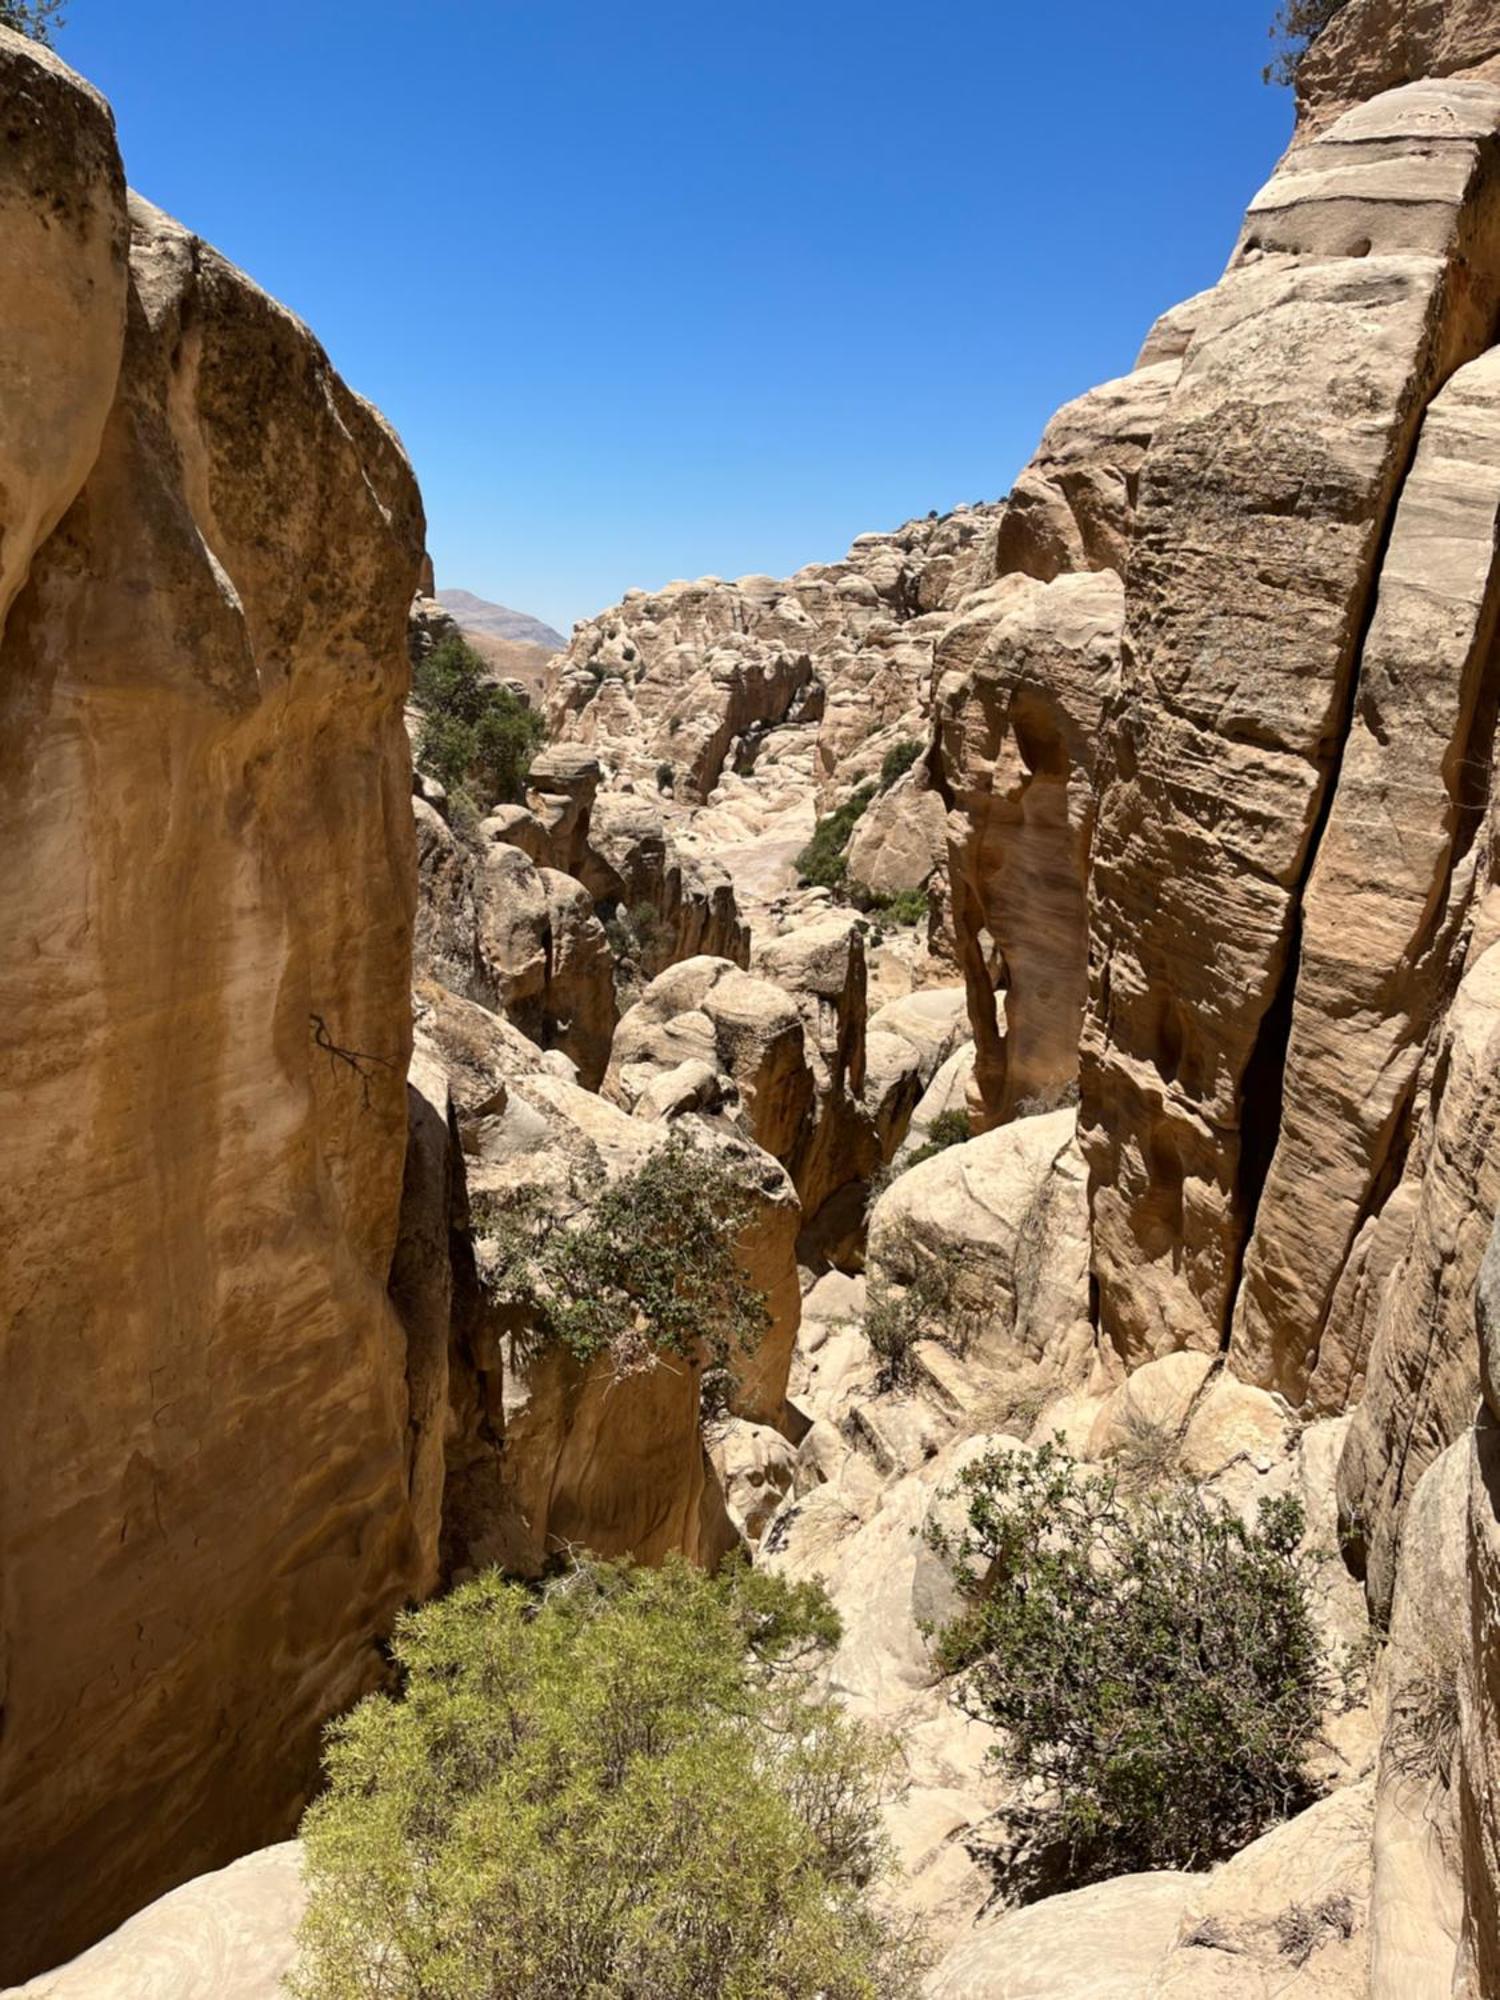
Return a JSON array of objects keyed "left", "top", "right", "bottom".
[{"left": 8, "top": 3, "right": 1500, "bottom": 1995}]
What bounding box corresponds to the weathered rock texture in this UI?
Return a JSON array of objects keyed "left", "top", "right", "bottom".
[
  {"left": 1083, "top": 77, "right": 1500, "bottom": 1371},
  {"left": 0, "top": 30, "right": 425, "bottom": 1982}
]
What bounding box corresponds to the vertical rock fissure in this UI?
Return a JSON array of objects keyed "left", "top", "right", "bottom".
[{"left": 1226, "top": 412, "right": 1440, "bottom": 1340}]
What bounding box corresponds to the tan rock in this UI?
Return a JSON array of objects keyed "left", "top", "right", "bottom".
[
  {"left": 937, "top": 571, "right": 1122, "bottom": 1123},
  {"left": 1083, "top": 78, "right": 1500, "bottom": 1369},
  {"left": 1367, "top": 1441, "right": 1467, "bottom": 2000},
  {"left": 1233, "top": 347, "right": 1500, "bottom": 1405},
  {"left": 868, "top": 1110, "right": 1098, "bottom": 1416},
  {"left": 926, "top": 1870, "right": 1198, "bottom": 1999},
  {"left": 446, "top": 1068, "right": 802, "bottom": 1577},
  {"left": 1295, "top": 0, "right": 1500, "bottom": 135},
  {"left": 12, "top": 1843, "right": 306, "bottom": 2000},
  {"left": 992, "top": 361, "right": 1180, "bottom": 584},
  {"left": 1339, "top": 937, "right": 1500, "bottom": 1614},
  {"left": 0, "top": 55, "right": 424, "bottom": 1973}
]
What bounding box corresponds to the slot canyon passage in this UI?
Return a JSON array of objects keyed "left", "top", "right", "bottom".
[{"left": 17, "top": 2, "right": 1500, "bottom": 1994}]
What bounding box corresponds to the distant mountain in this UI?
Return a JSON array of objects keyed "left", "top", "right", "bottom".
[{"left": 435, "top": 589, "right": 566, "bottom": 653}]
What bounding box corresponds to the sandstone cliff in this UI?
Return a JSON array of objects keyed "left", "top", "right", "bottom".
[{"left": 0, "top": 28, "right": 428, "bottom": 1983}]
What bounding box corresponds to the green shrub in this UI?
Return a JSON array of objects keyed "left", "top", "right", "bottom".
[
  {"left": 867, "top": 1110, "right": 971, "bottom": 1206},
  {"left": 928, "top": 1441, "right": 1330, "bottom": 1883},
  {"left": 411, "top": 635, "right": 544, "bottom": 814},
  {"left": 860, "top": 1224, "right": 964, "bottom": 1392},
  {"left": 1264, "top": 0, "right": 1348, "bottom": 83},
  {"left": 292, "top": 1556, "right": 925, "bottom": 2000},
  {"left": 861, "top": 886, "right": 930, "bottom": 929},
  {"left": 878, "top": 738, "right": 923, "bottom": 792},
  {"left": 656, "top": 759, "right": 676, "bottom": 792},
  {"left": 473, "top": 1131, "right": 768, "bottom": 1403},
  {"left": 795, "top": 783, "right": 876, "bottom": 890}
]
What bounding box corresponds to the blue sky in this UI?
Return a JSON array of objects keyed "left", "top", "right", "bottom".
[{"left": 61, "top": 2, "right": 1295, "bottom": 636}]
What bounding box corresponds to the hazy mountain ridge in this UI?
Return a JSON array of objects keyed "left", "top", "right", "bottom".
[{"left": 434, "top": 588, "right": 566, "bottom": 652}]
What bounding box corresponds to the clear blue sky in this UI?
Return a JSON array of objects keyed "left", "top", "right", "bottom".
[{"left": 61, "top": 2, "right": 1295, "bottom": 636}]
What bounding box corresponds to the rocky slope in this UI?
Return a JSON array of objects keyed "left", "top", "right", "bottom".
[{"left": 15, "top": 1, "right": 1500, "bottom": 1995}]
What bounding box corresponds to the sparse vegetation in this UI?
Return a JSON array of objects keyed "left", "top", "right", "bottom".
[
  {"left": 0, "top": 0, "right": 66, "bottom": 44},
  {"left": 1275, "top": 1894, "right": 1356, "bottom": 1965},
  {"left": 878, "top": 738, "right": 923, "bottom": 792},
  {"left": 929, "top": 1441, "right": 1330, "bottom": 1883},
  {"left": 411, "top": 635, "right": 544, "bottom": 827},
  {"left": 603, "top": 899, "right": 670, "bottom": 978},
  {"left": 1110, "top": 1405, "right": 1184, "bottom": 1493},
  {"left": 1387, "top": 1639, "right": 1463, "bottom": 1788},
  {"left": 1012, "top": 1076, "right": 1081, "bottom": 1118},
  {"left": 1264, "top": 0, "right": 1349, "bottom": 84},
  {"left": 795, "top": 782, "right": 876, "bottom": 891},
  {"left": 472, "top": 1131, "right": 767, "bottom": 1407},
  {"left": 292, "top": 1555, "right": 926, "bottom": 2000},
  {"left": 860, "top": 1223, "right": 968, "bottom": 1392},
  {"left": 656, "top": 759, "right": 676, "bottom": 792}
]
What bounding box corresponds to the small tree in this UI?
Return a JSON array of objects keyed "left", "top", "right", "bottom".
[
  {"left": 474, "top": 1130, "right": 769, "bottom": 1406},
  {"left": 1264, "top": 0, "right": 1349, "bottom": 84},
  {"left": 929, "top": 1442, "right": 1331, "bottom": 1883},
  {"left": 411, "top": 634, "right": 543, "bottom": 820},
  {"left": 0, "top": 0, "right": 66, "bottom": 44},
  {"left": 292, "top": 1556, "right": 926, "bottom": 2000}
]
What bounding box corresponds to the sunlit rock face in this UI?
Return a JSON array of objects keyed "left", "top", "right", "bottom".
[{"left": 0, "top": 28, "right": 426, "bottom": 1982}]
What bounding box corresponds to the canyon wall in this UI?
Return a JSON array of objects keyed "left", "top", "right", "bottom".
[{"left": 0, "top": 29, "right": 428, "bottom": 1982}]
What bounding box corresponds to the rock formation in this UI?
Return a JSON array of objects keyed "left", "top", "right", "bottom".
[
  {"left": 22, "top": 2, "right": 1500, "bottom": 1993},
  {"left": 0, "top": 28, "right": 427, "bottom": 1981}
]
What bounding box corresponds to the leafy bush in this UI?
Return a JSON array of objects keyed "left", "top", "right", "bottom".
[
  {"left": 656, "top": 759, "right": 676, "bottom": 792},
  {"left": 411, "top": 635, "right": 544, "bottom": 819},
  {"left": 1264, "top": 0, "right": 1348, "bottom": 83},
  {"left": 602, "top": 899, "right": 669, "bottom": 974},
  {"left": 861, "top": 886, "right": 930, "bottom": 929},
  {"left": 795, "top": 783, "right": 876, "bottom": 890},
  {"left": 928, "top": 1442, "right": 1330, "bottom": 1882},
  {"left": 473, "top": 1130, "right": 768, "bottom": 1404},
  {"left": 292, "top": 1556, "right": 925, "bottom": 2000},
  {"left": 878, "top": 738, "right": 923, "bottom": 792}
]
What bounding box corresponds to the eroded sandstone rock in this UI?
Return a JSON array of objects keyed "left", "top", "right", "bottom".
[{"left": 0, "top": 36, "right": 425, "bottom": 1975}]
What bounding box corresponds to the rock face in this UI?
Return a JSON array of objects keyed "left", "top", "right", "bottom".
[
  {"left": 0, "top": 30, "right": 426, "bottom": 1983},
  {"left": 1083, "top": 77, "right": 1500, "bottom": 1371},
  {"left": 937, "top": 570, "right": 1122, "bottom": 1124}
]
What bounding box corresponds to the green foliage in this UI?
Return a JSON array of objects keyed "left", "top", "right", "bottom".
[
  {"left": 473, "top": 1130, "right": 769, "bottom": 1402},
  {"left": 656, "top": 759, "right": 676, "bottom": 792},
  {"left": 292, "top": 1555, "right": 925, "bottom": 2000},
  {"left": 795, "top": 783, "right": 876, "bottom": 890},
  {"left": 861, "top": 886, "right": 930, "bottom": 929},
  {"left": 0, "top": 0, "right": 66, "bottom": 43},
  {"left": 411, "top": 635, "right": 544, "bottom": 818},
  {"left": 866, "top": 1110, "right": 970, "bottom": 1209},
  {"left": 878, "top": 738, "right": 923, "bottom": 792},
  {"left": 1264, "top": 0, "right": 1348, "bottom": 83},
  {"left": 929, "top": 1441, "right": 1330, "bottom": 1882},
  {"left": 860, "top": 1224, "right": 965, "bottom": 1393}
]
